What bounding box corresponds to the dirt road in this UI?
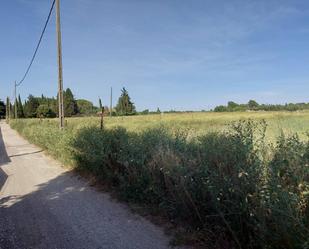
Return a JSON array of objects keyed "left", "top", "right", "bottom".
[{"left": 0, "top": 121, "right": 177, "bottom": 249}]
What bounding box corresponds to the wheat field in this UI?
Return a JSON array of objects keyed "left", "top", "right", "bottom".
[{"left": 59, "top": 111, "right": 309, "bottom": 141}]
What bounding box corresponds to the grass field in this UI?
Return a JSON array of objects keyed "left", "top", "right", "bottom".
[
  {"left": 60, "top": 111, "right": 309, "bottom": 141},
  {"left": 9, "top": 111, "right": 309, "bottom": 248}
]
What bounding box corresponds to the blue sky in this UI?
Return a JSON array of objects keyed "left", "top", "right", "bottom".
[{"left": 1, "top": 0, "right": 309, "bottom": 111}]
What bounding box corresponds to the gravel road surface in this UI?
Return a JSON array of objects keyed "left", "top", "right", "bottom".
[{"left": 0, "top": 121, "right": 178, "bottom": 249}]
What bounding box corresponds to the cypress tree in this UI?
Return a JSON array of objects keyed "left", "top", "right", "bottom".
[
  {"left": 24, "top": 95, "right": 40, "bottom": 118},
  {"left": 64, "top": 88, "right": 78, "bottom": 117},
  {"left": 17, "top": 95, "right": 24, "bottom": 118},
  {"left": 115, "top": 87, "right": 136, "bottom": 115},
  {"left": 0, "top": 100, "right": 5, "bottom": 119},
  {"left": 99, "top": 98, "right": 103, "bottom": 109},
  {"left": 6, "top": 97, "right": 10, "bottom": 120}
]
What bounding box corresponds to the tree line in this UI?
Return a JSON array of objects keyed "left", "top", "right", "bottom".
[
  {"left": 3, "top": 93, "right": 309, "bottom": 119},
  {"left": 0, "top": 100, "right": 5, "bottom": 118},
  {"left": 213, "top": 100, "right": 309, "bottom": 112},
  {"left": 0, "top": 87, "right": 137, "bottom": 119}
]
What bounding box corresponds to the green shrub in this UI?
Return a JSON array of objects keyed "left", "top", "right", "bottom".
[
  {"left": 265, "top": 134, "right": 309, "bottom": 249},
  {"left": 10, "top": 119, "right": 309, "bottom": 249}
]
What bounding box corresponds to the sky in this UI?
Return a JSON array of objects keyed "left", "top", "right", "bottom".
[{"left": 1, "top": 0, "right": 309, "bottom": 111}]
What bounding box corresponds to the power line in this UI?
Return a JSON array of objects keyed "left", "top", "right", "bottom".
[{"left": 16, "top": 0, "right": 56, "bottom": 87}]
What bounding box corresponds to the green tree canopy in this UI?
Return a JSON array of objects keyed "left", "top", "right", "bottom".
[
  {"left": 0, "top": 100, "right": 5, "bottom": 118},
  {"left": 248, "top": 100, "right": 259, "bottom": 110},
  {"left": 64, "top": 88, "right": 78, "bottom": 117},
  {"left": 36, "top": 104, "right": 56, "bottom": 118},
  {"left": 214, "top": 100, "right": 309, "bottom": 112},
  {"left": 17, "top": 95, "right": 25, "bottom": 118},
  {"left": 77, "top": 99, "right": 95, "bottom": 115},
  {"left": 115, "top": 87, "right": 136, "bottom": 115},
  {"left": 24, "top": 95, "right": 40, "bottom": 118},
  {"left": 227, "top": 101, "right": 239, "bottom": 110},
  {"left": 214, "top": 105, "right": 228, "bottom": 112},
  {"left": 6, "top": 97, "right": 10, "bottom": 119}
]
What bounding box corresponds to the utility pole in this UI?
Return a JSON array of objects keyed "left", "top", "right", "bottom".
[
  {"left": 14, "top": 81, "right": 17, "bottom": 119},
  {"left": 56, "top": 0, "right": 65, "bottom": 129},
  {"left": 110, "top": 87, "right": 113, "bottom": 117}
]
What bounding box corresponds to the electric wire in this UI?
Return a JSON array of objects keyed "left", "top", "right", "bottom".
[{"left": 16, "top": 0, "right": 56, "bottom": 87}]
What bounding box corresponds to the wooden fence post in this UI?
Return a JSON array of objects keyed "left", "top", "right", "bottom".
[{"left": 100, "top": 107, "right": 104, "bottom": 130}]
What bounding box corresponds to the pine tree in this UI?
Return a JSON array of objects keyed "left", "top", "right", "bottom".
[{"left": 115, "top": 87, "right": 136, "bottom": 115}]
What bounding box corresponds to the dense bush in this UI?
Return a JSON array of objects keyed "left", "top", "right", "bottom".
[{"left": 10, "top": 119, "right": 309, "bottom": 248}]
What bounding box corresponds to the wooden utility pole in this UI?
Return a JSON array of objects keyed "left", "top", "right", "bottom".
[
  {"left": 14, "top": 81, "right": 17, "bottom": 119},
  {"left": 56, "top": 0, "right": 65, "bottom": 129},
  {"left": 110, "top": 87, "right": 113, "bottom": 117}
]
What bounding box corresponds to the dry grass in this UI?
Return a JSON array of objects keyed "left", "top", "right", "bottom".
[
  {"left": 10, "top": 113, "right": 309, "bottom": 248},
  {"left": 62, "top": 111, "right": 309, "bottom": 141}
]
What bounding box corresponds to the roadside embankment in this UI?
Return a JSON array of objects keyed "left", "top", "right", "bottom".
[{"left": 10, "top": 118, "right": 309, "bottom": 249}]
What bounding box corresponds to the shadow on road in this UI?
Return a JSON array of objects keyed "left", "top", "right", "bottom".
[
  {"left": 0, "top": 125, "right": 10, "bottom": 166},
  {"left": 0, "top": 125, "right": 10, "bottom": 191},
  {"left": 0, "top": 171, "right": 170, "bottom": 249},
  {"left": 0, "top": 172, "right": 84, "bottom": 249}
]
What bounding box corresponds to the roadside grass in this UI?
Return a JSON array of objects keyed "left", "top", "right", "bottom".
[{"left": 10, "top": 112, "right": 309, "bottom": 249}]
